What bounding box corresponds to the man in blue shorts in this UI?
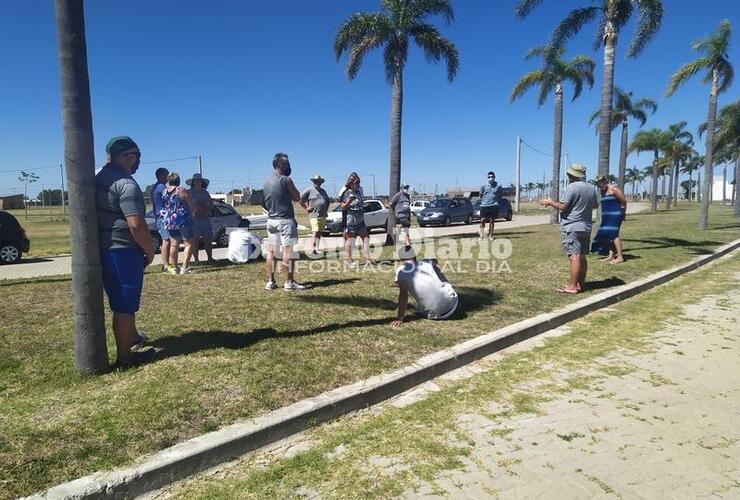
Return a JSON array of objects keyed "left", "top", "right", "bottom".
[{"left": 96, "top": 136, "right": 156, "bottom": 367}]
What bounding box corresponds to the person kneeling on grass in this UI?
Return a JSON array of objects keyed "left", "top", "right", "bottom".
[
  {"left": 539, "top": 163, "right": 599, "bottom": 294},
  {"left": 391, "top": 246, "right": 459, "bottom": 328}
]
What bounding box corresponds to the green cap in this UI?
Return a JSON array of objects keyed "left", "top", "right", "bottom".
[{"left": 106, "top": 136, "right": 139, "bottom": 155}]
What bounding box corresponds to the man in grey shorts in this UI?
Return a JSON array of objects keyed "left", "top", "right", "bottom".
[
  {"left": 539, "top": 164, "right": 598, "bottom": 294},
  {"left": 262, "top": 153, "right": 308, "bottom": 291},
  {"left": 391, "top": 246, "right": 459, "bottom": 327}
]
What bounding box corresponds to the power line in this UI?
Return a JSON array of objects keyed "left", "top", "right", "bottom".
[
  {"left": 140, "top": 155, "right": 198, "bottom": 165},
  {"left": 520, "top": 139, "right": 552, "bottom": 157},
  {"left": 0, "top": 164, "right": 60, "bottom": 173}
]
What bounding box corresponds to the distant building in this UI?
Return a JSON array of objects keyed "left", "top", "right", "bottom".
[{"left": 0, "top": 194, "right": 24, "bottom": 210}]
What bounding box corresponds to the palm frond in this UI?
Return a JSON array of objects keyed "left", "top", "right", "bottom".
[
  {"left": 410, "top": 23, "right": 459, "bottom": 81},
  {"left": 550, "top": 7, "right": 599, "bottom": 50},
  {"left": 627, "top": 0, "right": 663, "bottom": 57},
  {"left": 697, "top": 121, "right": 708, "bottom": 139},
  {"left": 633, "top": 97, "right": 658, "bottom": 116},
  {"left": 587, "top": 109, "right": 600, "bottom": 127},
  {"left": 410, "top": 0, "right": 454, "bottom": 24},
  {"left": 510, "top": 70, "right": 548, "bottom": 103},
  {"left": 383, "top": 36, "right": 408, "bottom": 83},
  {"left": 610, "top": 0, "right": 634, "bottom": 34},
  {"left": 717, "top": 58, "right": 734, "bottom": 93},
  {"left": 515, "top": 0, "right": 545, "bottom": 20},
  {"left": 666, "top": 58, "right": 711, "bottom": 96},
  {"left": 334, "top": 13, "right": 391, "bottom": 60}
]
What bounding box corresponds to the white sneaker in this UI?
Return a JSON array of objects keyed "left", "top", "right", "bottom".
[
  {"left": 180, "top": 267, "right": 194, "bottom": 275},
  {"left": 284, "top": 281, "right": 309, "bottom": 291},
  {"left": 265, "top": 280, "right": 277, "bottom": 290}
]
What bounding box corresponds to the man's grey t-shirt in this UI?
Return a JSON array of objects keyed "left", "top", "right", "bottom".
[
  {"left": 300, "top": 185, "right": 330, "bottom": 218},
  {"left": 395, "top": 260, "right": 459, "bottom": 320},
  {"left": 390, "top": 191, "right": 411, "bottom": 220},
  {"left": 479, "top": 181, "right": 502, "bottom": 207},
  {"left": 341, "top": 188, "right": 365, "bottom": 227},
  {"left": 263, "top": 172, "right": 295, "bottom": 219},
  {"left": 95, "top": 163, "right": 145, "bottom": 250},
  {"left": 560, "top": 180, "right": 598, "bottom": 232}
]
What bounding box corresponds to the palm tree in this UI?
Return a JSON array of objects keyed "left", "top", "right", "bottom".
[
  {"left": 511, "top": 46, "right": 595, "bottom": 224},
  {"left": 525, "top": 182, "right": 536, "bottom": 200},
  {"left": 661, "top": 122, "right": 693, "bottom": 208},
  {"left": 335, "top": 0, "right": 459, "bottom": 239},
  {"left": 588, "top": 87, "right": 657, "bottom": 190},
  {"left": 625, "top": 166, "right": 641, "bottom": 198},
  {"left": 700, "top": 100, "right": 740, "bottom": 215},
  {"left": 630, "top": 128, "right": 667, "bottom": 213},
  {"left": 667, "top": 19, "right": 733, "bottom": 229},
  {"left": 55, "top": 0, "right": 108, "bottom": 374},
  {"left": 516, "top": 0, "right": 663, "bottom": 179},
  {"left": 681, "top": 153, "right": 703, "bottom": 201}
]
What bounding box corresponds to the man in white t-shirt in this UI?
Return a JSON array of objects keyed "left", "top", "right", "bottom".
[{"left": 391, "top": 246, "right": 459, "bottom": 327}]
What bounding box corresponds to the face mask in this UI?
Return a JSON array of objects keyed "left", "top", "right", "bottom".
[
  {"left": 130, "top": 159, "right": 140, "bottom": 175},
  {"left": 488, "top": 178, "right": 495, "bottom": 185},
  {"left": 402, "top": 188, "right": 409, "bottom": 194}
]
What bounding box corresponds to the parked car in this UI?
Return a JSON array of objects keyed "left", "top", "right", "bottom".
[
  {"left": 417, "top": 198, "right": 473, "bottom": 227},
  {"left": 145, "top": 201, "right": 243, "bottom": 253},
  {"left": 0, "top": 211, "right": 30, "bottom": 264},
  {"left": 472, "top": 198, "right": 514, "bottom": 222},
  {"left": 242, "top": 209, "right": 268, "bottom": 230},
  {"left": 323, "top": 199, "right": 389, "bottom": 235},
  {"left": 410, "top": 200, "right": 430, "bottom": 217}
]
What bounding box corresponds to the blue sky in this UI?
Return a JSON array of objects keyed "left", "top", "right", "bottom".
[{"left": 0, "top": 1, "right": 737, "bottom": 197}]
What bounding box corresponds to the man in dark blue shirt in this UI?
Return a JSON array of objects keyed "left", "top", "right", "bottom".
[{"left": 150, "top": 167, "right": 171, "bottom": 271}]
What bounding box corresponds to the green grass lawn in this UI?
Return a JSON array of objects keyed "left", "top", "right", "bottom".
[{"left": 0, "top": 204, "right": 738, "bottom": 497}]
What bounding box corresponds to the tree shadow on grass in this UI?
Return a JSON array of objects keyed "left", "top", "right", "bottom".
[
  {"left": 296, "top": 294, "right": 396, "bottom": 309},
  {"left": 149, "top": 287, "right": 501, "bottom": 361},
  {"left": 623, "top": 237, "right": 723, "bottom": 252},
  {"left": 306, "top": 278, "right": 360, "bottom": 288}
]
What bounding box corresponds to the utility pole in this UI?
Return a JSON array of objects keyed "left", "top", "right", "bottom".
[
  {"left": 198, "top": 155, "right": 203, "bottom": 176},
  {"left": 60, "top": 163, "right": 66, "bottom": 215},
  {"left": 515, "top": 136, "right": 522, "bottom": 212},
  {"left": 42, "top": 184, "right": 46, "bottom": 208}
]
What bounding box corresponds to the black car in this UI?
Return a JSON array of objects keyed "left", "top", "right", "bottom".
[
  {"left": 472, "top": 198, "right": 514, "bottom": 222},
  {"left": 417, "top": 198, "right": 474, "bottom": 227},
  {"left": 0, "top": 211, "right": 30, "bottom": 264}
]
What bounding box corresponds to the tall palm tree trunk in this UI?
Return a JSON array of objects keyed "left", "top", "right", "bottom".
[
  {"left": 55, "top": 0, "right": 108, "bottom": 374},
  {"left": 735, "top": 151, "right": 740, "bottom": 217},
  {"left": 688, "top": 171, "right": 693, "bottom": 201},
  {"left": 697, "top": 171, "right": 701, "bottom": 202},
  {"left": 666, "top": 161, "right": 675, "bottom": 209},
  {"left": 722, "top": 164, "right": 727, "bottom": 203},
  {"left": 673, "top": 162, "right": 680, "bottom": 205},
  {"left": 699, "top": 69, "right": 718, "bottom": 230},
  {"left": 550, "top": 83, "right": 563, "bottom": 224},
  {"left": 650, "top": 151, "right": 659, "bottom": 212},
  {"left": 617, "top": 119, "right": 628, "bottom": 190},
  {"left": 597, "top": 24, "right": 617, "bottom": 178},
  {"left": 387, "top": 63, "right": 403, "bottom": 245}
]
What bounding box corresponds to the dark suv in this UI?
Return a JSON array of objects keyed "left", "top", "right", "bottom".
[
  {"left": 0, "top": 211, "right": 30, "bottom": 264},
  {"left": 417, "top": 197, "right": 474, "bottom": 227}
]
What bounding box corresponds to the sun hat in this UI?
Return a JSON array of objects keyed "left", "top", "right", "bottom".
[
  {"left": 566, "top": 164, "right": 587, "bottom": 179},
  {"left": 186, "top": 173, "right": 210, "bottom": 188},
  {"left": 106, "top": 136, "right": 139, "bottom": 155},
  {"left": 310, "top": 174, "right": 325, "bottom": 183},
  {"left": 401, "top": 182, "right": 410, "bottom": 188}
]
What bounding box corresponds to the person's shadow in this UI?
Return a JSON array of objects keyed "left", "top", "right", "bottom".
[{"left": 149, "top": 286, "right": 501, "bottom": 361}]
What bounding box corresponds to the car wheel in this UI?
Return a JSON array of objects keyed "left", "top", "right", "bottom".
[
  {"left": 217, "top": 229, "right": 229, "bottom": 248},
  {"left": 151, "top": 233, "right": 162, "bottom": 254},
  {"left": 465, "top": 215, "right": 472, "bottom": 225},
  {"left": 0, "top": 243, "right": 21, "bottom": 264},
  {"left": 506, "top": 210, "right": 513, "bottom": 221},
  {"left": 443, "top": 216, "right": 451, "bottom": 227},
  {"left": 419, "top": 223, "right": 426, "bottom": 228}
]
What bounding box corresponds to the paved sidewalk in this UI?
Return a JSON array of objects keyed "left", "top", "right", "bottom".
[{"left": 0, "top": 205, "right": 648, "bottom": 281}]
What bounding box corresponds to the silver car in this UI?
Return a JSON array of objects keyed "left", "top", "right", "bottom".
[{"left": 146, "top": 201, "right": 244, "bottom": 253}]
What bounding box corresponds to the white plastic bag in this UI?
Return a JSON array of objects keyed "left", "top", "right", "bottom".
[{"left": 228, "top": 229, "right": 262, "bottom": 263}]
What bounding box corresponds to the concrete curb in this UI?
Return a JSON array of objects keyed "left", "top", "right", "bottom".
[{"left": 31, "top": 238, "right": 740, "bottom": 499}]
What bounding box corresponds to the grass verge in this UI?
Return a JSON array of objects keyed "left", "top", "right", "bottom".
[
  {"left": 169, "top": 248, "right": 740, "bottom": 499},
  {"left": 0, "top": 204, "right": 738, "bottom": 497}
]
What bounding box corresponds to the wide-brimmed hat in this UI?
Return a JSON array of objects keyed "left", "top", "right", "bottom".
[
  {"left": 186, "top": 173, "right": 210, "bottom": 188},
  {"left": 566, "top": 164, "right": 587, "bottom": 179},
  {"left": 401, "top": 182, "right": 410, "bottom": 189},
  {"left": 310, "top": 174, "right": 325, "bottom": 183}
]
